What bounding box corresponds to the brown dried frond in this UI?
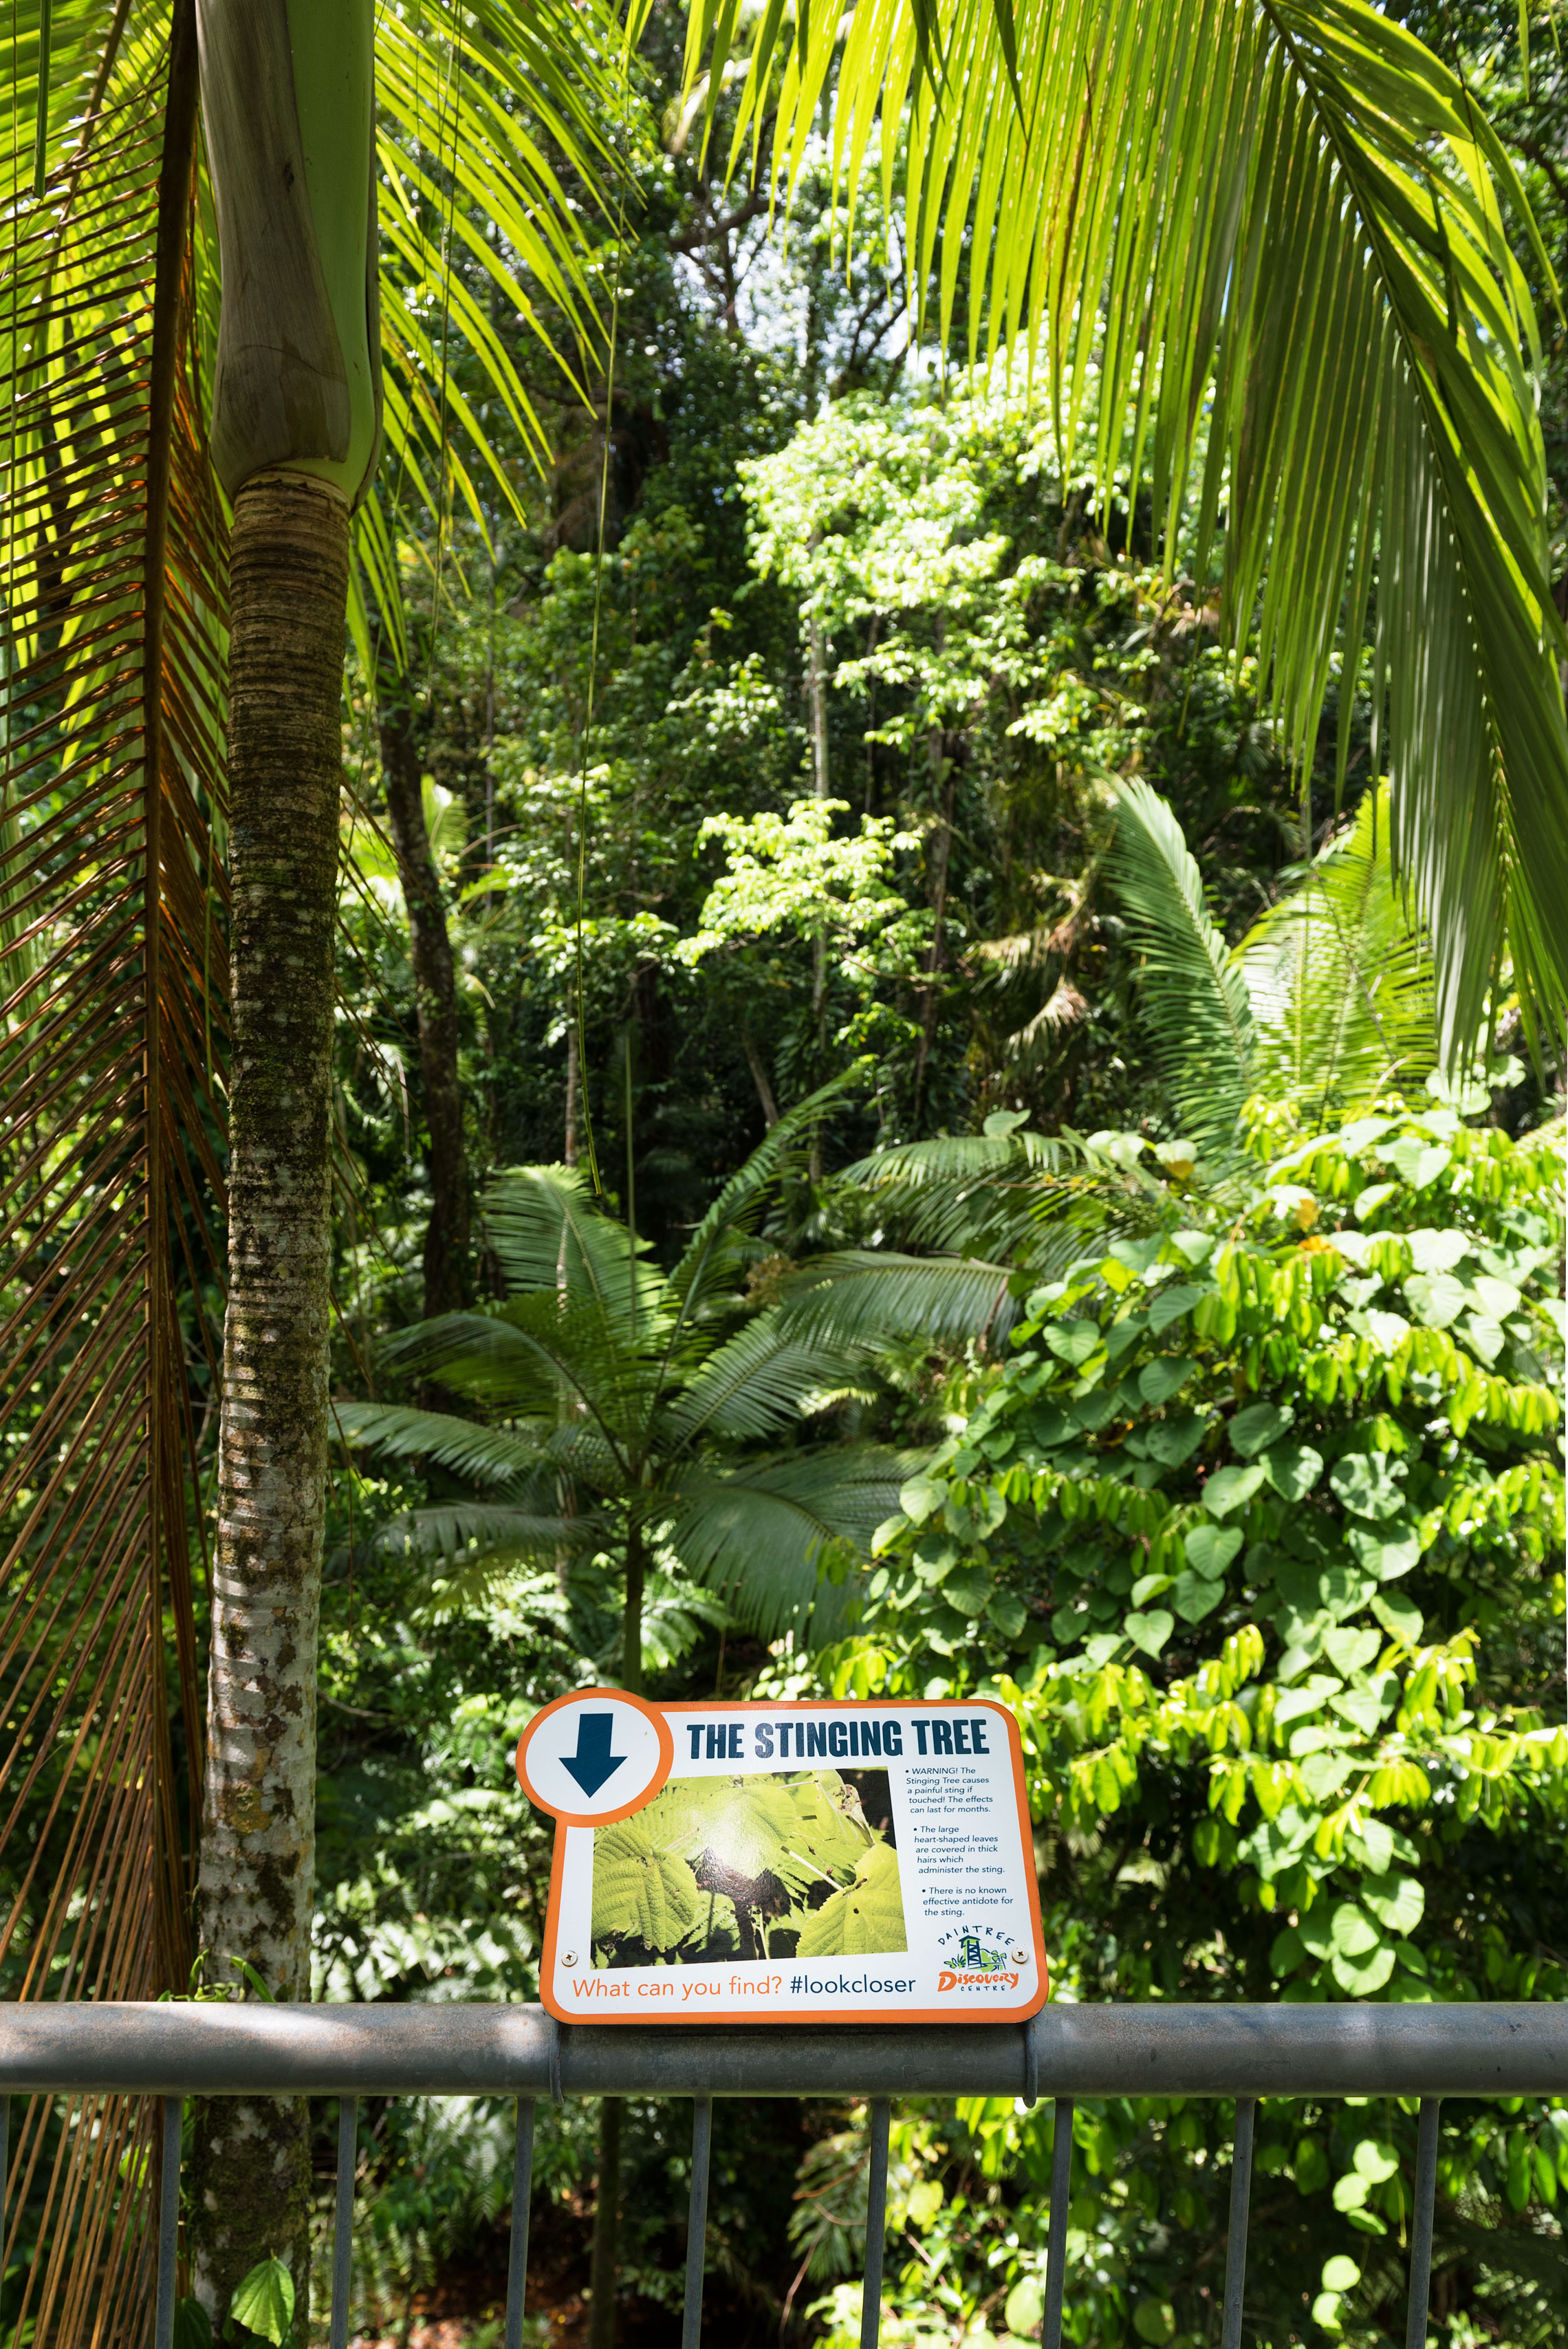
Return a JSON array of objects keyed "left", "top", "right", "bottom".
[{"left": 0, "top": 6, "right": 226, "bottom": 2339}]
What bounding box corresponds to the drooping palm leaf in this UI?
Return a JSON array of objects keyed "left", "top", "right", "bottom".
[
  {"left": 657, "top": 1315, "right": 872, "bottom": 1448},
  {"left": 0, "top": 2, "right": 221, "bottom": 2335},
  {"left": 778, "top": 1251, "right": 1019, "bottom": 1350},
  {"left": 659, "top": 1450, "right": 922, "bottom": 1643},
  {"left": 692, "top": 0, "right": 1568, "bottom": 1043}
]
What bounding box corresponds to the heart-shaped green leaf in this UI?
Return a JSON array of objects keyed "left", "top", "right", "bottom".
[
  {"left": 1460, "top": 1310, "right": 1505, "bottom": 1365},
  {"left": 1322, "top": 1626, "right": 1380, "bottom": 1677},
  {"left": 1184, "top": 1524, "right": 1243, "bottom": 1580},
  {"left": 899, "top": 1476, "right": 942, "bottom": 1524},
  {"left": 1144, "top": 1411, "right": 1208, "bottom": 1466},
  {"left": 1329, "top": 1452, "right": 1404, "bottom": 1520},
  {"left": 986, "top": 1590, "right": 1027, "bottom": 1638},
  {"left": 1387, "top": 1136, "right": 1451, "bottom": 1190},
  {"left": 1201, "top": 1463, "right": 1266, "bottom": 1519},
  {"left": 1404, "top": 1271, "right": 1467, "bottom": 1328},
  {"left": 1371, "top": 1590, "right": 1423, "bottom": 1645},
  {"left": 1148, "top": 1283, "right": 1201, "bottom": 1334},
  {"left": 1329, "top": 1902, "right": 1380, "bottom": 1959},
  {"left": 1044, "top": 1317, "right": 1101, "bottom": 1365},
  {"left": 1138, "top": 1356, "right": 1195, "bottom": 1407},
  {"left": 1406, "top": 1227, "right": 1470, "bottom": 1274},
  {"left": 1346, "top": 1519, "right": 1421, "bottom": 1581},
  {"left": 1361, "top": 1874, "right": 1424, "bottom": 1935},
  {"left": 1124, "top": 1609, "right": 1173, "bottom": 1657},
  {"left": 1262, "top": 1442, "right": 1323, "bottom": 1502},
  {"left": 1132, "top": 1572, "right": 1175, "bottom": 1605},
  {"left": 1230, "top": 1402, "right": 1292, "bottom": 1458},
  {"left": 1173, "top": 1571, "right": 1223, "bottom": 1623}
]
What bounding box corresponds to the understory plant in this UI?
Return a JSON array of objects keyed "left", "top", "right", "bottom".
[{"left": 811, "top": 1094, "right": 1565, "bottom": 2346}]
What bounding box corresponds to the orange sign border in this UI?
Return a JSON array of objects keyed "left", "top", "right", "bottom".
[
  {"left": 516, "top": 1687, "right": 675, "bottom": 1829},
  {"left": 538, "top": 1697, "right": 1048, "bottom": 2026}
]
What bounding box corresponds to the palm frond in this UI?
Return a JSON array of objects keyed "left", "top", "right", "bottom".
[
  {"left": 778, "top": 1253, "right": 1019, "bottom": 1350},
  {"left": 657, "top": 1316, "right": 873, "bottom": 1449},
  {"left": 334, "top": 1401, "right": 558, "bottom": 1490},
  {"left": 660, "top": 1449, "right": 922, "bottom": 1644},
  {"left": 697, "top": 0, "right": 1568, "bottom": 1039},
  {"left": 1105, "top": 777, "right": 1256, "bottom": 1156},
  {"left": 836, "top": 1125, "right": 1082, "bottom": 1256},
  {"left": 0, "top": 1, "right": 221, "bottom": 2335},
  {"left": 373, "top": 1500, "right": 591, "bottom": 1569},
  {"left": 1241, "top": 783, "right": 1437, "bottom": 1113},
  {"left": 669, "top": 1069, "right": 856, "bottom": 1311},
  {"left": 482, "top": 1165, "right": 671, "bottom": 1335}
]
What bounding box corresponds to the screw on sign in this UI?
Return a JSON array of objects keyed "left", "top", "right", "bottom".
[{"left": 516, "top": 1693, "right": 1048, "bottom": 2025}]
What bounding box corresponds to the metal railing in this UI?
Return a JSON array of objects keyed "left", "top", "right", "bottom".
[{"left": 3, "top": 2000, "right": 1567, "bottom": 2349}]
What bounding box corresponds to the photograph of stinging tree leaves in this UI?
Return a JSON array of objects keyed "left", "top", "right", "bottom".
[{"left": 591, "top": 1768, "right": 906, "bottom": 1967}]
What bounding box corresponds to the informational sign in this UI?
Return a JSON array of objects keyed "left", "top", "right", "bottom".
[{"left": 517, "top": 1696, "right": 1047, "bottom": 2026}]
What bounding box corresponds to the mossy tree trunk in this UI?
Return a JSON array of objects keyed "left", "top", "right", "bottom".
[
  {"left": 190, "top": 470, "right": 351, "bottom": 2316},
  {"left": 190, "top": 0, "right": 381, "bottom": 2324}
]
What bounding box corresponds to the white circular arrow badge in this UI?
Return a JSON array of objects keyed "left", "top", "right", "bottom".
[{"left": 515, "top": 1689, "right": 673, "bottom": 1827}]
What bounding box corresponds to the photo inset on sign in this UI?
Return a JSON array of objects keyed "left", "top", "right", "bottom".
[{"left": 590, "top": 1768, "right": 905, "bottom": 1968}]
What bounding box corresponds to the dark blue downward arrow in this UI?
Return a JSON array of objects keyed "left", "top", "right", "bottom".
[{"left": 561, "top": 1711, "right": 626, "bottom": 1797}]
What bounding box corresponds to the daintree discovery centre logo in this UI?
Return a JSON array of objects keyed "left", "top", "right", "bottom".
[{"left": 935, "top": 1924, "right": 1030, "bottom": 1994}]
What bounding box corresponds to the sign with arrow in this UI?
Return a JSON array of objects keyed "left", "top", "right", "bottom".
[
  {"left": 515, "top": 1689, "right": 673, "bottom": 1828},
  {"left": 521, "top": 1693, "right": 1047, "bottom": 2027}
]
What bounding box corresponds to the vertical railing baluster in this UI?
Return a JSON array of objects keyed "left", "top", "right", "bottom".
[
  {"left": 329, "top": 2094, "right": 358, "bottom": 2349},
  {"left": 1220, "top": 2098, "right": 1255, "bottom": 2349},
  {"left": 859, "top": 2097, "right": 892, "bottom": 2349},
  {"left": 153, "top": 2094, "right": 181, "bottom": 2349},
  {"left": 1043, "top": 2096, "right": 1074, "bottom": 2349},
  {"left": 0, "top": 2094, "right": 8, "bottom": 2262},
  {"left": 505, "top": 2098, "right": 537, "bottom": 2349},
  {"left": 681, "top": 2096, "right": 713, "bottom": 2349},
  {"left": 1404, "top": 2097, "right": 1441, "bottom": 2349}
]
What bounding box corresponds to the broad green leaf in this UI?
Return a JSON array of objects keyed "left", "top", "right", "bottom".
[
  {"left": 1044, "top": 1319, "right": 1100, "bottom": 1365},
  {"left": 230, "top": 2260, "right": 294, "bottom": 2348},
  {"left": 1173, "top": 1571, "right": 1224, "bottom": 1624},
  {"left": 1387, "top": 1138, "right": 1450, "bottom": 1190},
  {"left": 900, "top": 1476, "right": 943, "bottom": 1524},
  {"left": 1124, "top": 1608, "right": 1174, "bottom": 1657},
  {"left": 1005, "top": 2280, "right": 1044, "bottom": 2336},
  {"left": 1201, "top": 1464, "right": 1266, "bottom": 1519},
  {"left": 1331, "top": 1942, "right": 1396, "bottom": 1994},
  {"left": 1461, "top": 1311, "right": 1506, "bottom": 1365},
  {"left": 1322, "top": 1626, "right": 1380, "bottom": 1677},
  {"left": 1230, "top": 1403, "right": 1292, "bottom": 1458},
  {"left": 173, "top": 2302, "right": 213, "bottom": 2349},
  {"left": 1471, "top": 1273, "right": 1523, "bottom": 1319},
  {"left": 1322, "top": 2257, "right": 1362, "bottom": 2293},
  {"left": 1148, "top": 1284, "right": 1201, "bottom": 1334},
  {"left": 1371, "top": 1590, "right": 1424, "bottom": 1645},
  {"left": 1262, "top": 1442, "right": 1324, "bottom": 1502},
  {"left": 1347, "top": 1519, "right": 1422, "bottom": 1581},
  {"left": 987, "top": 1590, "right": 1027, "bottom": 1638},
  {"left": 944, "top": 1567, "right": 992, "bottom": 1616},
  {"left": 796, "top": 1841, "right": 908, "bottom": 1958},
  {"left": 1361, "top": 1875, "right": 1424, "bottom": 1935},
  {"left": 1133, "top": 1573, "right": 1176, "bottom": 1605},
  {"left": 1353, "top": 2139, "right": 1401, "bottom": 2184},
  {"left": 1404, "top": 1271, "right": 1468, "bottom": 1328},
  {"left": 1138, "top": 1356, "right": 1195, "bottom": 1407},
  {"left": 591, "top": 1819, "right": 706, "bottom": 1951},
  {"left": 1407, "top": 1228, "right": 1470, "bottom": 1274},
  {"left": 1329, "top": 1453, "right": 1405, "bottom": 1520},
  {"left": 1184, "top": 1525, "right": 1243, "bottom": 1579},
  {"left": 1144, "top": 1412, "right": 1208, "bottom": 1466}
]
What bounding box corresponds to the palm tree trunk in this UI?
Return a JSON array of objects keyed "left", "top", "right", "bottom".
[
  {"left": 377, "top": 658, "right": 470, "bottom": 1314},
  {"left": 188, "top": 469, "right": 351, "bottom": 2324}
]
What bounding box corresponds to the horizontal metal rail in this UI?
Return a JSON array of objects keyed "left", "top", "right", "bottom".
[
  {"left": 1, "top": 1998, "right": 1565, "bottom": 2098},
  {"left": 3, "top": 2002, "right": 1562, "bottom": 2346}
]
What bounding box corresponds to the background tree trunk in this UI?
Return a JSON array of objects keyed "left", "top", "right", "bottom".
[
  {"left": 189, "top": 470, "right": 351, "bottom": 2326},
  {"left": 377, "top": 660, "right": 470, "bottom": 1314},
  {"left": 586, "top": 2094, "right": 624, "bottom": 2349}
]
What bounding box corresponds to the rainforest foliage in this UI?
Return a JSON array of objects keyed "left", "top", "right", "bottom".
[
  {"left": 293, "top": 5, "right": 1568, "bottom": 2337},
  {"left": 6, "top": 0, "right": 1562, "bottom": 2344}
]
